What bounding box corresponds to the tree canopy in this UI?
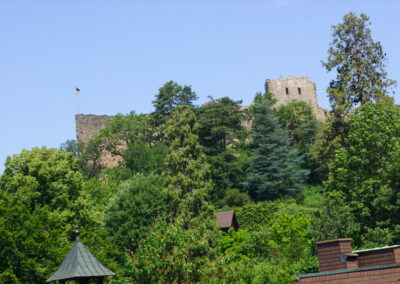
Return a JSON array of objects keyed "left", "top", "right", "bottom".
[
  {"left": 1, "top": 11, "right": 398, "bottom": 283},
  {"left": 243, "top": 93, "right": 309, "bottom": 201},
  {"left": 324, "top": 103, "right": 400, "bottom": 246},
  {"left": 163, "top": 104, "right": 213, "bottom": 221},
  {"left": 151, "top": 81, "right": 198, "bottom": 140},
  {"left": 323, "top": 12, "right": 396, "bottom": 116}
]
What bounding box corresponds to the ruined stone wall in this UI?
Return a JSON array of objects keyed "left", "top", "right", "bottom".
[
  {"left": 265, "top": 75, "right": 328, "bottom": 121},
  {"left": 75, "top": 114, "right": 123, "bottom": 168},
  {"left": 75, "top": 76, "right": 328, "bottom": 169},
  {"left": 75, "top": 114, "right": 114, "bottom": 144}
]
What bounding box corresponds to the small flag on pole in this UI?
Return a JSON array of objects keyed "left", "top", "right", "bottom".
[{"left": 75, "top": 87, "right": 80, "bottom": 95}]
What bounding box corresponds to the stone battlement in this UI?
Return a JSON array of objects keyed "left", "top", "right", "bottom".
[
  {"left": 265, "top": 75, "right": 328, "bottom": 121},
  {"left": 75, "top": 114, "right": 114, "bottom": 144},
  {"left": 75, "top": 76, "right": 329, "bottom": 168}
]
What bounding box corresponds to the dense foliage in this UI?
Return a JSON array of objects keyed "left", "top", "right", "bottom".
[
  {"left": 313, "top": 12, "right": 396, "bottom": 181},
  {"left": 323, "top": 12, "right": 396, "bottom": 115},
  {"left": 322, "top": 103, "right": 400, "bottom": 247},
  {"left": 243, "top": 93, "right": 309, "bottom": 201},
  {"left": 0, "top": 12, "right": 398, "bottom": 284},
  {"left": 0, "top": 148, "right": 118, "bottom": 283},
  {"left": 198, "top": 97, "right": 249, "bottom": 204}
]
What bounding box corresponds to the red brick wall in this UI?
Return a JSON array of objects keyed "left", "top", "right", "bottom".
[
  {"left": 357, "top": 248, "right": 395, "bottom": 268},
  {"left": 296, "top": 266, "right": 400, "bottom": 283},
  {"left": 317, "top": 239, "right": 352, "bottom": 272},
  {"left": 393, "top": 247, "right": 400, "bottom": 263}
]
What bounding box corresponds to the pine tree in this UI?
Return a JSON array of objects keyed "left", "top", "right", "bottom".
[
  {"left": 151, "top": 81, "right": 198, "bottom": 140},
  {"left": 312, "top": 12, "right": 397, "bottom": 181},
  {"left": 323, "top": 12, "right": 396, "bottom": 116},
  {"left": 197, "top": 97, "right": 249, "bottom": 204},
  {"left": 243, "top": 93, "right": 309, "bottom": 201},
  {"left": 163, "top": 105, "right": 213, "bottom": 222},
  {"left": 127, "top": 106, "right": 223, "bottom": 283}
]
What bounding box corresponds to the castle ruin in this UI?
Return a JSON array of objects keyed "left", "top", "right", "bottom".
[
  {"left": 75, "top": 114, "right": 122, "bottom": 168},
  {"left": 265, "top": 75, "right": 328, "bottom": 121},
  {"left": 75, "top": 76, "right": 329, "bottom": 167},
  {"left": 76, "top": 114, "right": 114, "bottom": 144}
]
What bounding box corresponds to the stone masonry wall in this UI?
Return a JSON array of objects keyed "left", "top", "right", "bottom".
[
  {"left": 75, "top": 76, "right": 328, "bottom": 168},
  {"left": 75, "top": 114, "right": 114, "bottom": 144},
  {"left": 265, "top": 75, "right": 328, "bottom": 121},
  {"left": 75, "top": 114, "right": 123, "bottom": 168}
]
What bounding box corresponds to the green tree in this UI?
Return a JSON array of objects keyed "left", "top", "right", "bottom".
[
  {"left": 236, "top": 201, "right": 280, "bottom": 232},
  {"left": 312, "top": 12, "right": 397, "bottom": 182},
  {"left": 309, "top": 118, "right": 347, "bottom": 182},
  {"left": 324, "top": 103, "right": 400, "bottom": 246},
  {"left": 60, "top": 139, "right": 78, "bottom": 156},
  {"left": 163, "top": 105, "right": 213, "bottom": 220},
  {"left": 78, "top": 112, "right": 168, "bottom": 177},
  {"left": 0, "top": 193, "right": 71, "bottom": 283},
  {"left": 126, "top": 106, "right": 227, "bottom": 283},
  {"left": 323, "top": 12, "right": 396, "bottom": 116},
  {"left": 219, "top": 203, "right": 318, "bottom": 284},
  {"left": 0, "top": 270, "right": 20, "bottom": 284},
  {"left": 78, "top": 133, "right": 105, "bottom": 177},
  {"left": 127, "top": 218, "right": 225, "bottom": 283},
  {"left": 104, "top": 173, "right": 166, "bottom": 252},
  {"left": 312, "top": 190, "right": 360, "bottom": 244},
  {"left": 198, "top": 97, "right": 249, "bottom": 204},
  {"left": 123, "top": 142, "right": 169, "bottom": 175},
  {"left": 243, "top": 93, "right": 309, "bottom": 201},
  {"left": 0, "top": 147, "right": 84, "bottom": 210},
  {"left": 0, "top": 148, "right": 118, "bottom": 283},
  {"left": 276, "top": 100, "right": 319, "bottom": 153},
  {"left": 99, "top": 111, "right": 154, "bottom": 151},
  {"left": 152, "top": 81, "right": 198, "bottom": 140},
  {"left": 276, "top": 100, "right": 321, "bottom": 183},
  {"left": 220, "top": 188, "right": 251, "bottom": 207},
  {"left": 198, "top": 97, "right": 246, "bottom": 153}
]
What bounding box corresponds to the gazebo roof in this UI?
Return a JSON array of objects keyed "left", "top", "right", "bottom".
[{"left": 47, "top": 233, "right": 115, "bottom": 282}]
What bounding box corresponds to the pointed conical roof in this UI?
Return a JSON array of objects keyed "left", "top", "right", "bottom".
[{"left": 47, "top": 234, "right": 115, "bottom": 282}]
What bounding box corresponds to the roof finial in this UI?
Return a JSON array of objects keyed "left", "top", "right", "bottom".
[{"left": 75, "top": 226, "right": 80, "bottom": 241}]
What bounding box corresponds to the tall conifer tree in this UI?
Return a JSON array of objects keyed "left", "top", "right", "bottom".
[
  {"left": 151, "top": 81, "right": 198, "bottom": 140},
  {"left": 243, "top": 93, "right": 308, "bottom": 201},
  {"left": 323, "top": 12, "right": 396, "bottom": 116},
  {"left": 128, "top": 106, "right": 223, "bottom": 283},
  {"left": 163, "top": 105, "right": 213, "bottom": 222},
  {"left": 312, "top": 12, "right": 396, "bottom": 181}
]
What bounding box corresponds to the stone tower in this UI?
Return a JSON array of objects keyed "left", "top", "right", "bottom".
[
  {"left": 75, "top": 114, "right": 113, "bottom": 144},
  {"left": 75, "top": 114, "right": 122, "bottom": 168},
  {"left": 265, "top": 75, "right": 328, "bottom": 120}
]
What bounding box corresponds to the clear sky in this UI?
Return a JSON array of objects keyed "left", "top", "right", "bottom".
[{"left": 1, "top": 0, "right": 399, "bottom": 172}]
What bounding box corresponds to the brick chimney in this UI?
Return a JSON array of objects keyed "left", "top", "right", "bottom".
[{"left": 316, "top": 239, "right": 358, "bottom": 272}]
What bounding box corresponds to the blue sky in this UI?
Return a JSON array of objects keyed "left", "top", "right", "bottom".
[{"left": 1, "top": 0, "right": 399, "bottom": 172}]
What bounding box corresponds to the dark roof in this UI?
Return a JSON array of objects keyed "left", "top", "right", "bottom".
[
  {"left": 352, "top": 245, "right": 400, "bottom": 253},
  {"left": 215, "top": 210, "right": 237, "bottom": 229},
  {"left": 296, "top": 263, "right": 400, "bottom": 280},
  {"left": 47, "top": 237, "right": 115, "bottom": 282}
]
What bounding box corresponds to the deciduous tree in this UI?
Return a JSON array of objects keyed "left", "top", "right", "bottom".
[
  {"left": 276, "top": 100, "right": 319, "bottom": 153},
  {"left": 104, "top": 173, "right": 166, "bottom": 252},
  {"left": 324, "top": 103, "right": 400, "bottom": 246}
]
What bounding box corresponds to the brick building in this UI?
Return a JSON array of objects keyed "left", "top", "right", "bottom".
[{"left": 295, "top": 239, "right": 400, "bottom": 283}]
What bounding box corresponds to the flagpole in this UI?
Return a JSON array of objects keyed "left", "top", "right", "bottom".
[{"left": 75, "top": 90, "right": 80, "bottom": 114}]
